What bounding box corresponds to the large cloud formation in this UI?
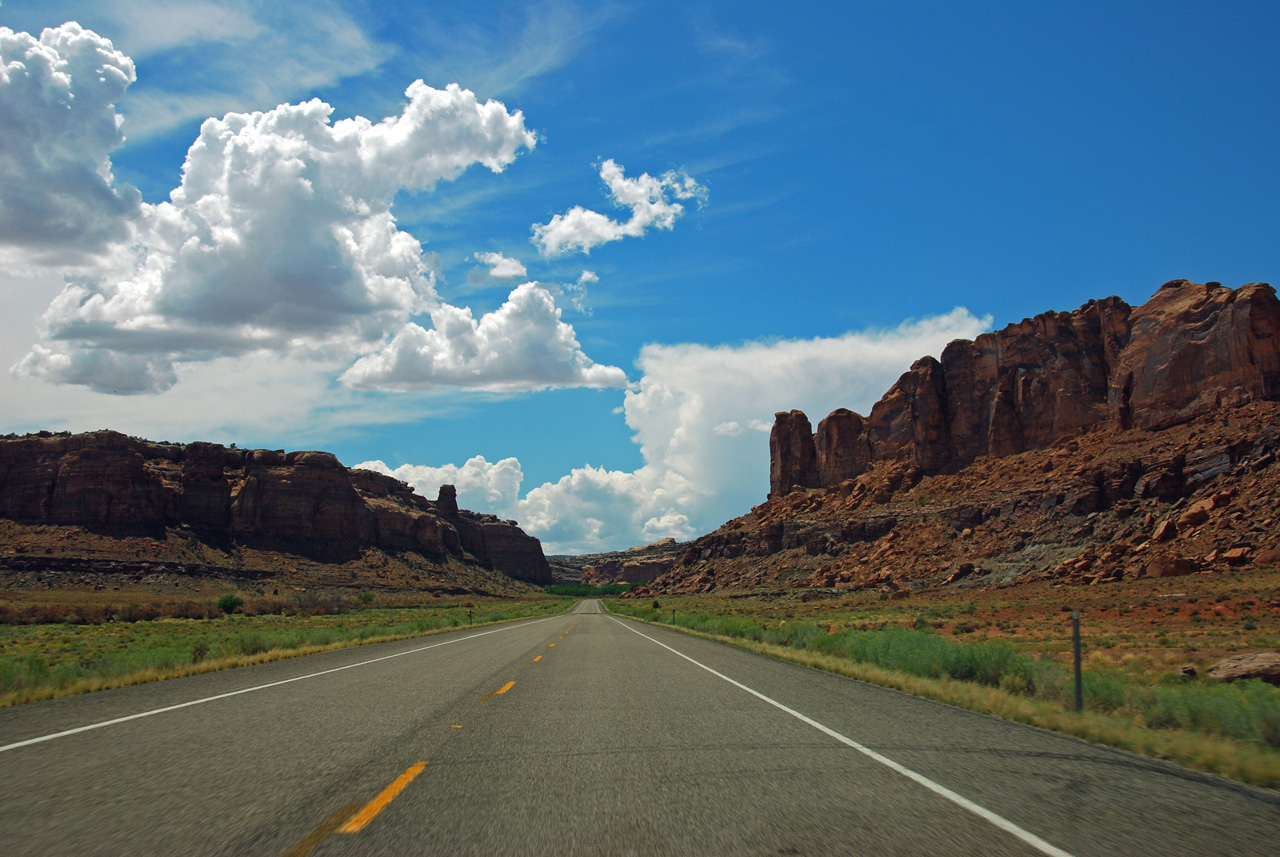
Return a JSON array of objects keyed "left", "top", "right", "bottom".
[
  {"left": 0, "top": 23, "right": 142, "bottom": 259},
  {"left": 531, "top": 159, "right": 707, "bottom": 257},
  {"left": 340, "top": 282, "right": 628, "bottom": 392},
  {"left": 2, "top": 24, "right": 633, "bottom": 395},
  {"left": 361, "top": 307, "right": 991, "bottom": 552}
]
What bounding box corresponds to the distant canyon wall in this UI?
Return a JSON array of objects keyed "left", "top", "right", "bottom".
[{"left": 0, "top": 431, "right": 551, "bottom": 584}]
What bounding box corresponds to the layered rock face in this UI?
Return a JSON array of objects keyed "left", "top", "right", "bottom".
[
  {"left": 0, "top": 432, "right": 550, "bottom": 584},
  {"left": 641, "top": 280, "right": 1280, "bottom": 598},
  {"left": 771, "top": 281, "right": 1280, "bottom": 497}
]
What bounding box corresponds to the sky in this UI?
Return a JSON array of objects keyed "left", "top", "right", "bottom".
[{"left": 1, "top": 2, "right": 1278, "bottom": 554}]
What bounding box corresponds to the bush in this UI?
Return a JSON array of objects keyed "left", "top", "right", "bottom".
[
  {"left": 216, "top": 594, "right": 244, "bottom": 615},
  {"left": 191, "top": 639, "right": 210, "bottom": 664}
]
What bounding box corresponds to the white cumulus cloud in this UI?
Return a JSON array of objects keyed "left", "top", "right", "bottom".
[
  {"left": 359, "top": 455, "right": 525, "bottom": 511},
  {"left": 364, "top": 308, "right": 992, "bottom": 553},
  {"left": 5, "top": 27, "right": 541, "bottom": 395},
  {"left": 531, "top": 159, "right": 707, "bottom": 257},
  {"left": 473, "top": 251, "right": 528, "bottom": 280},
  {"left": 340, "top": 282, "right": 628, "bottom": 392},
  {"left": 0, "top": 23, "right": 142, "bottom": 260}
]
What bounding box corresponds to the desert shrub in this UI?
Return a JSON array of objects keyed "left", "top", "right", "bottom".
[
  {"left": 216, "top": 594, "right": 244, "bottom": 615},
  {"left": 116, "top": 602, "right": 162, "bottom": 623},
  {"left": 172, "top": 601, "right": 218, "bottom": 620},
  {"left": 191, "top": 639, "right": 210, "bottom": 664},
  {"left": 1243, "top": 680, "right": 1280, "bottom": 747},
  {"left": 241, "top": 597, "right": 289, "bottom": 617},
  {"left": 0, "top": 659, "right": 21, "bottom": 692},
  {"left": 1082, "top": 671, "right": 1129, "bottom": 712},
  {"left": 234, "top": 631, "right": 269, "bottom": 655}
]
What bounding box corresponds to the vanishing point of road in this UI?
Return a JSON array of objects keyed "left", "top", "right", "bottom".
[{"left": 2, "top": 600, "right": 1277, "bottom": 856}]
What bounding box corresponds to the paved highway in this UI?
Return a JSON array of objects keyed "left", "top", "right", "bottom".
[{"left": 2, "top": 600, "right": 1277, "bottom": 855}]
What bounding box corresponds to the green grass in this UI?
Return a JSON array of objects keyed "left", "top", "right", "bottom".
[
  {"left": 0, "top": 597, "right": 572, "bottom": 706},
  {"left": 606, "top": 599, "right": 1280, "bottom": 789},
  {"left": 544, "top": 582, "right": 643, "bottom": 597}
]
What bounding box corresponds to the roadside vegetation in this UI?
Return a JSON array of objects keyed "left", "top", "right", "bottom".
[
  {"left": 544, "top": 582, "right": 644, "bottom": 597},
  {"left": 0, "top": 591, "right": 571, "bottom": 707},
  {"left": 610, "top": 567, "right": 1280, "bottom": 789}
]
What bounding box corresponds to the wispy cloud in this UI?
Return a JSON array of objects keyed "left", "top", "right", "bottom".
[
  {"left": 97, "top": 0, "right": 389, "bottom": 139},
  {"left": 400, "top": 0, "right": 623, "bottom": 99}
]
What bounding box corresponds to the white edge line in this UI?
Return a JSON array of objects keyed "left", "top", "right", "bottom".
[
  {"left": 1, "top": 616, "right": 557, "bottom": 753},
  {"left": 610, "top": 616, "right": 1076, "bottom": 857}
]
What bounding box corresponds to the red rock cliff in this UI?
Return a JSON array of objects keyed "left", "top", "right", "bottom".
[
  {"left": 0, "top": 432, "right": 551, "bottom": 585},
  {"left": 771, "top": 280, "right": 1280, "bottom": 497}
]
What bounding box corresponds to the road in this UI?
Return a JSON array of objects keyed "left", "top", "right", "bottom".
[{"left": 2, "top": 600, "right": 1277, "bottom": 856}]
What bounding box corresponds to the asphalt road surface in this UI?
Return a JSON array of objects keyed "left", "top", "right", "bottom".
[{"left": 2, "top": 600, "right": 1277, "bottom": 856}]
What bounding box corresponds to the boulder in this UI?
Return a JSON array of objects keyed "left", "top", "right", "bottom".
[
  {"left": 1176, "top": 499, "right": 1213, "bottom": 529},
  {"left": 1151, "top": 519, "right": 1177, "bottom": 542},
  {"left": 1206, "top": 652, "right": 1280, "bottom": 686},
  {"left": 1144, "top": 556, "right": 1197, "bottom": 578}
]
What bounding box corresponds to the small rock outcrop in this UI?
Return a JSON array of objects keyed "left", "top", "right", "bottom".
[{"left": 1207, "top": 652, "right": 1280, "bottom": 686}]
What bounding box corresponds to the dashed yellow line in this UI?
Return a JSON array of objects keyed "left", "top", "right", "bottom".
[
  {"left": 338, "top": 762, "right": 428, "bottom": 833},
  {"left": 476, "top": 680, "right": 516, "bottom": 705}
]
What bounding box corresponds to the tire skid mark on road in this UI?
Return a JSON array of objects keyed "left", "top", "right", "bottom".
[
  {"left": 280, "top": 803, "right": 360, "bottom": 857},
  {"left": 611, "top": 617, "right": 1077, "bottom": 857},
  {"left": 1, "top": 617, "right": 558, "bottom": 754}
]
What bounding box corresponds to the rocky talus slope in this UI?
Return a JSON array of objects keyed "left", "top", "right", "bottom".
[
  {"left": 0, "top": 431, "right": 550, "bottom": 591},
  {"left": 636, "top": 280, "right": 1280, "bottom": 596}
]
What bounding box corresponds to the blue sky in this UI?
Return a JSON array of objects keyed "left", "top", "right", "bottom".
[{"left": 1, "top": 1, "right": 1278, "bottom": 552}]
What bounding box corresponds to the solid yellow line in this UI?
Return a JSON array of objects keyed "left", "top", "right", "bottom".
[
  {"left": 338, "top": 762, "right": 428, "bottom": 834},
  {"left": 281, "top": 803, "right": 360, "bottom": 857}
]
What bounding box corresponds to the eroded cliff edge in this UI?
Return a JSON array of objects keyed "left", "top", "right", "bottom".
[
  {"left": 638, "top": 280, "right": 1280, "bottom": 595},
  {"left": 772, "top": 279, "right": 1280, "bottom": 497},
  {"left": 0, "top": 432, "right": 550, "bottom": 589}
]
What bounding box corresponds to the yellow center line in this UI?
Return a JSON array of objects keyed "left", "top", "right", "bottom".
[
  {"left": 281, "top": 803, "right": 360, "bottom": 857},
  {"left": 338, "top": 762, "right": 428, "bottom": 834},
  {"left": 533, "top": 655, "right": 542, "bottom": 662},
  {"left": 476, "top": 680, "right": 516, "bottom": 704},
  {"left": 548, "top": 643, "right": 555, "bottom": 647}
]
